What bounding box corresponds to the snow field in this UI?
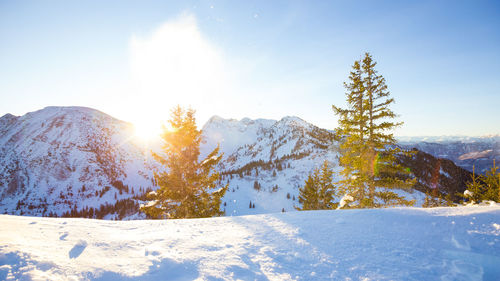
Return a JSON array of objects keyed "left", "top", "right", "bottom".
[{"left": 1, "top": 205, "right": 500, "bottom": 280}]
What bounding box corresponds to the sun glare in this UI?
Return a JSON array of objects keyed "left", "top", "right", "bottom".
[
  {"left": 133, "top": 120, "right": 162, "bottom": 142},
  {"left": 129, "top": 14, "right": 230, "bottom": 123}
]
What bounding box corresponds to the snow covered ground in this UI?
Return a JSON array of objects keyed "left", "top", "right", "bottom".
[{"left": 1, "top": 205, "right": 500, "bottom": 280}]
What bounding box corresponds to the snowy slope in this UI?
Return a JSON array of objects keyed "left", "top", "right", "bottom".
[
  {"left": 1, "top": 205, "right": 500, "bottom": 280},
  {"left": 0, "top": 107, "right": 156, "bottom": 218}
]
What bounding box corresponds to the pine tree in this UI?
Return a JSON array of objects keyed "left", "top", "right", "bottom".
[
  {"left": 422, "top": 189, "right": 448, "bottom": 208},
  {"left": 422, "top": 190, "right": 437, "bottom": 208},
  {"left": 463, "top": 165, "right": 485, "bottom": 204},
  {"left": 317, "top": 160, "right": 338, "bottom": 209},
  {"left": 140, "top": 106, "right": 228, "bottom": 219},
  {"left": 253, "top": 180, "right": 261, "bottom": 191},
  {"left": 483, "top": 160, "right": 500, "bottom": 202},
  {"left": 461, "top": 163, "right": 500, "bottom": 204},
  {"left": 297, "top": 160, "right": 338, "bottom": 210},
  {"left": 297, "top": 172, "right": 319, "bottom": 210},
  {"left": 333, "top": 53, "right": 415, "bottom": 208}
]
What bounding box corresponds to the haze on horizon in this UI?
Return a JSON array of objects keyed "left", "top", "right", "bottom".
[{"left": 1, "top": 0, "right": 499, "bottom": 137}]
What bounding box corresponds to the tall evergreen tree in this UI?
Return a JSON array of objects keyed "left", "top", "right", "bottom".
[
  {"left": 140, "top": 106, "right": 227, "bottom": 219},
  {"left": 333, "top": 53, "right": 415, "bottom": 208},
  {"left": 297, "top": 160, "right": 338, "bottom": 210}
]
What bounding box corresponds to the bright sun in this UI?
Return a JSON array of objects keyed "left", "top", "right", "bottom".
[
  {"left": 133, "top": 120, "right": 163, "bottom": 142},
  {"left": 128, "top": 14, "right": 227, "bottom": 143}
]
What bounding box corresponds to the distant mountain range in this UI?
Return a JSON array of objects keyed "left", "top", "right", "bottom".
[
  {"left": 0, "top": 106, "right": 493, "bottom": 219},
  {"left": 398, "top": 136, "right": 499, "bottom": 174}
]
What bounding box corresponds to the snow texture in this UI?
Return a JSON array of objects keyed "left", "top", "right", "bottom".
[{"left": 1, "top": 205, "right": 500, "bottom": 280}]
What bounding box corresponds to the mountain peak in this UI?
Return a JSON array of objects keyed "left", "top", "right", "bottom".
[
  {"left": 278, "top": 116, "right": 308, "bottom": 127},
  {"left": 30, "top": 106, "right": 115, "bottom": 120},
  {"left": 0, "top": 113, "right": 18, "bottom": 122},
  {"left": 206, "top": 115, "right": 226, "bottom": 124}
]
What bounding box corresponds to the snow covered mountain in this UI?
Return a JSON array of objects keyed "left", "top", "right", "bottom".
[
  {"left": 201, "top": 117, "right": 476, "bottom": 214},
  {"left": 0, "top": 106, "right": 477, "bottom": 218},
  {"left": 399, "top": 136, "right": 500, "bottom": 174},
  {"left": 0, "top": 107, "right": 156, "bottom": 218},
  {"left": 201, "top": 115, "right": 343, "bottom": 215}
]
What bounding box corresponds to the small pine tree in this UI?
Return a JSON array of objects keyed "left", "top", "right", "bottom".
[
  {"left": 140, "top": 106, "right": 228, "bottom": 219},
  {"left": 297, "top": 161, "right": 338, "bottom": 210},
  {"left": 422, "top": 189, "right": 448, "bottom": 208},
  {"left": 463, "top": 165, "right": 486, "bottom": 204},
  {"left": 298, "top": 173, "right": 319, "bottom": 210},
  {"left": 483, "top": 160, "right": 500, "bottom": 202},
  {"left": 253, "top": 180, "right": 261, "bottom": 191}
]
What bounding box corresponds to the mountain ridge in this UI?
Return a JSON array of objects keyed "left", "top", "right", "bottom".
[{"left": 0, "top": 106, "right": 492, "bottom": 218}]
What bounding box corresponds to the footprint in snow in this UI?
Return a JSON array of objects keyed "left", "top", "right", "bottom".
[
  {"left": 451, "top": 235, "right": 470, "bottom": 251},
  {"left": 145, "top": 250, "right": 161, "bottom": 256},
  {"left": 59, "top": 233, "right": 68, "bottom": 240},
  {"left": 69, "top": 240, "right": 87, "bottom": 259},
  {"left": 335, "top": 218, "right": 345, "bottom": 224}
]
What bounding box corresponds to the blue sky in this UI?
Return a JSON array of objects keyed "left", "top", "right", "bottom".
[{"left": 1, "top": 0, "right": 499, "bottom": 136}]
